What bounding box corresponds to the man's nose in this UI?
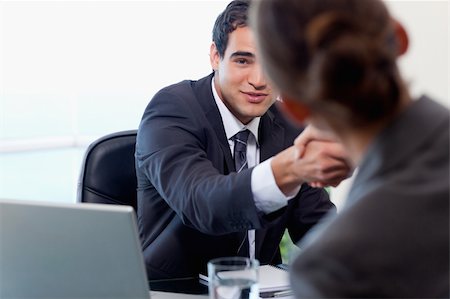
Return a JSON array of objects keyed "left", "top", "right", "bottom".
[{"left": 248, "top": 63, "right": 267, "bottom": 90}]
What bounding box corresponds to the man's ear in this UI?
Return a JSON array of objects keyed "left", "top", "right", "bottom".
[
  {"left": 279, "top": 95, "right": 310, "bottom": 125},
  {"left": 392, "top": 19, "right": 409, "bottom": 56},
  {"left": 210, "top": 42, "right": 220, "bottom": 70}
]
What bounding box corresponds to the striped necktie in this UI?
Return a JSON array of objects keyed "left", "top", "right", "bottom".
[{"left": 233, "top": 129, "right": 251, "bottom": 257}]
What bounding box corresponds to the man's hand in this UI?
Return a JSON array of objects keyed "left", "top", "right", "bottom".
[
  {"left": 271, "top": 125, "right": 352, "bottom": 195},
  {"left": 293, "top": 125, "right": 337, "bottom": 159},
  {"left": 297, "top": 140, "right": 351, "bottom": 188}
]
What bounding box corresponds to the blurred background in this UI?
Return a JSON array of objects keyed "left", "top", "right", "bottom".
[{"left": 1, "top": 0, "right": 448, "bottom": 211}]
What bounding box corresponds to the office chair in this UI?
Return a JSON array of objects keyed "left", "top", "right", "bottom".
[{"left": 77, "top": 130, "right": 138, "bottom": 212}]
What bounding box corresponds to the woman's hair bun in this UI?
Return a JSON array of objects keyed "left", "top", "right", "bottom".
[{"left": 304, "top": 12, "right": 400, "bottom": 123}]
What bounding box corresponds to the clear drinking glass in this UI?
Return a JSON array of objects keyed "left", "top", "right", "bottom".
[{"left": 208, "top": 257, "right": 260, "bottom": 299}]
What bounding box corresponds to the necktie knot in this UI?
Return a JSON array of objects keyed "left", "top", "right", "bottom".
[{"left": 233, "top": 129, "right": 250, "bottom": 173}]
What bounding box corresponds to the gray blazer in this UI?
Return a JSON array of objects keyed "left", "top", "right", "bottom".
[{"left": 290, "top": 96, "right": 449, "bottom": 298}]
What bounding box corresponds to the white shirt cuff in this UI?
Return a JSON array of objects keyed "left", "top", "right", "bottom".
[{"left": 251, "top": 158, "right": 299, "bottom": 214}]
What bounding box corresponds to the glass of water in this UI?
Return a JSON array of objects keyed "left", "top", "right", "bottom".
[{"left": 208, "top": 257, "right": 259, "bottom": 299}]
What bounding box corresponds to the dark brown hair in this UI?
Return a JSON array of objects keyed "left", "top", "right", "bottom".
[
  {"left": 251, "top": 0, "right": 403, "bottom": 125},
  {"left": 213, "top": 0, "right": 250, "bottom": 58}
]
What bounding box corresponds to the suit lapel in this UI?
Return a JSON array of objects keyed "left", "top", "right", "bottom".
[
  {"left": 193, "top": 74, "right": 235, "bottom": 173},
  {"left": 259, "top": 108, "right": 285, "bottom": 162}
]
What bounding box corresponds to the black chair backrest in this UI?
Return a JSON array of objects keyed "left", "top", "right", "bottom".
[{"left": 77, "top": 130, "right": 138, "bottom": 212}]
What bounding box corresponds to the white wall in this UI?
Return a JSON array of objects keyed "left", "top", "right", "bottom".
[
  {"left": 387, "top": 0, "right": 449, "bottom": 104},
  {"left": 0, "top": 1, "right": 228, "bottom": 142},
  {"left": 0, "top": 1, "right": 229, "bottom": 201},
  {"left": 0, "top": 0, "right": 448, "bottom": 203}
]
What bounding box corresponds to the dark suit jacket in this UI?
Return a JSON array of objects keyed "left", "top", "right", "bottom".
[
  {"left": 290, "top": 96, "right": 450, "bottom": 298},
  {"left": 135, "top": 74, "right": 335, "bottom": 279}
]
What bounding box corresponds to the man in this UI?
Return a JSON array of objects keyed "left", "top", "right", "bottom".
[{"left": 135, "top": 0, "right": 350, "bottom": 279}]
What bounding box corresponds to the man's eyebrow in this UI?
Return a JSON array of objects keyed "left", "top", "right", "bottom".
[{"left": 230, "top": 51, "right": 255, "bottom": 58}]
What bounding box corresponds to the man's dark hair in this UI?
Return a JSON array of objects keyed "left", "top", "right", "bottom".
[{"left": 212, "top": 0, "right": 250, "bottom": 58}]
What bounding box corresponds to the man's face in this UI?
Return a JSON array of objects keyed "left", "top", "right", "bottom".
[{"left": 210, "top": 26, "right": 275, "bottom": 125}]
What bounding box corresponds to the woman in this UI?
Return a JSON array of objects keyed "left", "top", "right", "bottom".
[{"left": 251, "top": 0, "right": 449, "bottom": 297}]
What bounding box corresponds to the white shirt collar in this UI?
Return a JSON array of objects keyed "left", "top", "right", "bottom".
[{"left": 211, "top": 77, "right": 260, "bottom": 144}]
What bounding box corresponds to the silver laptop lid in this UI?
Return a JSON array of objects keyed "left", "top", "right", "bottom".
[{"left": 0, "top": 200, "right": 150, "bottom": 299}]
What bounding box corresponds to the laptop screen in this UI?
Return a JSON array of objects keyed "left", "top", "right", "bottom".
[{"left": 0, "top": 200, "right": 150, "bottom": 299}]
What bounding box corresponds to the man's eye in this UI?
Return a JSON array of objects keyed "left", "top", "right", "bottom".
[{"left": 236, "top": 58, "right": 248, "bottom": 64}]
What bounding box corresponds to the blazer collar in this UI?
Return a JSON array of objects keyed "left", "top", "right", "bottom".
[
  {"left": 259, "top": 106, "right": 285, "bottom": 162},
  {"left": 348, "top": 96, "right": 448, "bottom": 205},
  {"left": 193, "top": 73, "right": 234, "bottom": 171}
]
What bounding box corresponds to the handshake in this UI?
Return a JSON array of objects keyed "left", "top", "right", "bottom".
[{"left": 271, "top": 125, "right": 353, "bottom": 195}]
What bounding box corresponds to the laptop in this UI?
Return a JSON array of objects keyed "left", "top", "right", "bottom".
[{"left": 0, "top": 200, "right": 150, "bottom": 299}]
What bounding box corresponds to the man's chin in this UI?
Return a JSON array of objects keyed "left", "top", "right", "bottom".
[{"left": 248, "top": 107, "right": 271, "bottom": 118}]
